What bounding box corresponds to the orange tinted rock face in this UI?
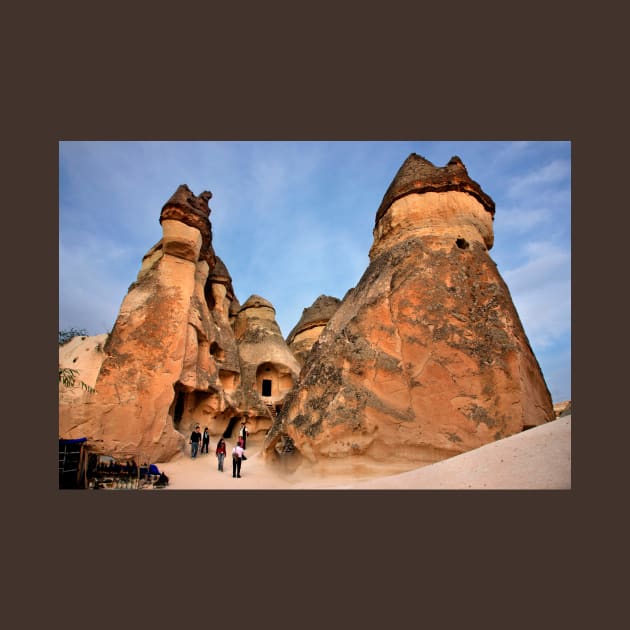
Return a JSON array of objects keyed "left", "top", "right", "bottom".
[
  {"left": 233, "top": 295, "right": 301, "bottom": 431},
  {"left": 58, "top": 186, "right": 244, "bottom": 462},
  {"left": 264, "top": 155, "right": 554, "bottom": 467},
  {"left": 60, "top": 158, "right": 556, "bottom": 469}
]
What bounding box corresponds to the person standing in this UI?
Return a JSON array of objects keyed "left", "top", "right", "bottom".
[
  {"left": 190, "top": 425, "right": 202, "bottom": 458},
  {"left": 201, "top": 427, "right": 210, "bottom": 454},
  {"left": 239, "top": 421, "right": 249, "bottom": 449},
  {"left": 232, "top": 442, "right": 245, "bottom": 478},
  {"left": 215, "top": 438, "right": 227, "bottom": 472}
]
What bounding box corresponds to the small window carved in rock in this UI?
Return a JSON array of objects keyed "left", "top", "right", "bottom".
[
  {"left": 262, "top": 379, "right": 272, "bottom": 396},
  {"left": 456, "top": 238, "right": 469, "bottom": 249}
]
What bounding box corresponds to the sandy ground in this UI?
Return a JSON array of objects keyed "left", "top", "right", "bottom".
[{"left": 151, "top": 415, "right": 571, "bottom": 490}]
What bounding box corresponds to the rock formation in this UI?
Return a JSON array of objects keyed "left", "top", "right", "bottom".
[
  {"left": 60, "top": 155, "right": 557, "bottom": 470},
  {"left": 263, "top": 154, "right": 554, "bottom": 470},
  {"left": 59, "top": 185, "right": 305, "bottom": 462},
  {"left": 59, "top": 186, "right": 245, "bottom": 462},
  {"left": 58, "top": 333, "right": 108, "bottom": 400},
  {"left": 286, "top": 295, "right": 341, "bottom": 366},
  {"left": 233, "top": 295, "right": 301, "bottom": 433},
  {"left": 553, "top": 400, "right": 571, "bottom": 418}
]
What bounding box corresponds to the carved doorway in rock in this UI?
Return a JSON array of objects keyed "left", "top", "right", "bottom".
[
  {"left": 256, "top": 361, "right": 295, "bottom": 404},
  {"left": 223, "top": 416, "right": 240, "bottom": 439},
  {"left": 171, "top": 389, "right": 185, "bottom": 430}
]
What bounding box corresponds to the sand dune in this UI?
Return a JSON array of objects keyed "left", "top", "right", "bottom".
[
  {"left": 338, "top": 415, "right": 571, "bottom": 490},
  {"left": 152, "top": 415, "right": 570, "bottom": 491}
]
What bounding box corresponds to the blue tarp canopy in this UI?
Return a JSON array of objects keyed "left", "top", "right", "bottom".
[
  {"left": 140, "top": 464, "right": 160, "bottom": 476},
  {"left": 59, "top": 437, "right": 88, "bottom": 444}
]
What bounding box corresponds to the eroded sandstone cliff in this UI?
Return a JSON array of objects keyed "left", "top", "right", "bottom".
[
  {"left": 233, "top": 295, "right": 301, "bottom": 433},
  {"left": 263, "top": 154, "right": 554, "bottom": 470},
  {"left": 58, "top": 186, "right": 244, "bottom": 461},
  {"left": 60, "top": 156, "right": 556, "bottom": 469}
]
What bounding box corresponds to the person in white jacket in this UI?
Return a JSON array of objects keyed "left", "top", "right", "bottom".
[{"left": 232, "top": 442, "right": 245, "bottom": 478}]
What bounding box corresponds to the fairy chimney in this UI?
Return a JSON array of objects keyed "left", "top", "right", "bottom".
[
  {"left": 233, "top": 295, "right": 301, "bottom": 433},
  {"left": 58, "top": 186, "right": 244, "bottom": 462},
  {"left": 264, "top": 154, "right": 554, "bottom": 469},
  {"left": 286, "top": 295, "right": 341, "bottom": 366}
]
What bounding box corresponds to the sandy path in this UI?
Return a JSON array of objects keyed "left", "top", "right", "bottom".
[
  {"left": 153, "top": 435, "right": 396, "bottom": 490},
  {"left": 152, "top": 416, "right": 571, "bottom": 491}
]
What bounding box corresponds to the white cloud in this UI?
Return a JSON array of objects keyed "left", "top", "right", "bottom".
[
  {"left": 496, "top": 206, "right": 550, "bottom": 233},
  {"left": 503, "top": 240, "right": 571, "bottom": 350},
  {"left": 506, "top": 158, "right": 571, "bottom": 198}
]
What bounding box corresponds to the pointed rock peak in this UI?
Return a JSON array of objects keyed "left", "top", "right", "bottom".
[
  {"left": 161, "top": 184, "right": 212, "bottom": 219},
  {"left": 207, "top": 255, "right": 237, "bottom": 303},
  {"left": 286, "top": 295, "right": 341, "bottom": 343},
  {"left": 209, "top": 255, "right": 232, "bottom": 283},
  {"left": 159, "top": 184, "right": 216, "bottom": 268},
  {"left": 241, "top": 294, "right": 276, "bottom": 313},
  {"left": 447, "top": 155, "right": 465, "bottom": 167},
  {"left": 310, "top": 294, "right": 342, "bottom": 310},
  {"left": 374, "top": 153, "right": 495, "bottom": 227}
]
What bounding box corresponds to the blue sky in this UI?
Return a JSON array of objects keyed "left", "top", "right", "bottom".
[{"left": 59, "top": 141, "right": 571, "bottom": 403}]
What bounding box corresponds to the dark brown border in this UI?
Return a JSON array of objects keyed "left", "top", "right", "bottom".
[{"left": 9, "top": 2, "right": 612, "bottom": 626}]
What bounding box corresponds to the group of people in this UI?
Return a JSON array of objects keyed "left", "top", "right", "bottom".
[
  {"left": 189, "top": 425, "right": 210, "bottom": 458},
  {"left": 189, "top": 421, "right": 249, "bottom": 478}
]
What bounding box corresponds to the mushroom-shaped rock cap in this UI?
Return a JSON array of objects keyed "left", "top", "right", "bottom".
[
  {"left": 240, "top": 294, "right": 276, "bottom": 313},
  {"left": 286, "top": 295, "right": 341, "bottom": 343},
  {"left": 160, "top": 184, "right": 216, "bottom": 266},
  {"left": 208, "top": 255, "right": 237, "bottom": 302},
  {"left": 161, "top": 184, "right": 212, "bottom": 219},
  {"left": 374, "top": 154, "right": 495, "bottom": 228},
  {"left": 209, "top": 256, "right": 232, "bottom": 283}
]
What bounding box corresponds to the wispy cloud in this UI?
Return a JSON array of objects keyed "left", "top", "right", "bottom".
[
  {"left": 502, "top": 240, "right": 571, "bottom": 350},
  {"left": 496, "top": 206, "right": 550, "bottom": 233},
  {"left": 506, "top": 158, "right": 571, "bottom": 198}
]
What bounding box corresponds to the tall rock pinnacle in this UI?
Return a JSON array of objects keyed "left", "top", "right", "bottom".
[
  {"left": 59, "top": 186, "right": 242, "bottom": 462},
  {"left": 264, "top": 155, "right": 554, "bottom": 471}
]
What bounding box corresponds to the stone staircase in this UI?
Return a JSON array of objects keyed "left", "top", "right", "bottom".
[{"left": 266, "top": 403, "right": 282, "bottom": 419}]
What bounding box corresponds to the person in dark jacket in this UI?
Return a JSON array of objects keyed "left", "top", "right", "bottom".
[
  {"left": 154, "top": 471, "right": 169, "bottom": 487},
  {"left": 189, "top": 425, "right": 202, "bottom": 458},
  {"left": 238, "top": 421, "right": 249, "bottom": 449},
  {"left": 201, "top": 427, "right": 210, "bottom": 454}
]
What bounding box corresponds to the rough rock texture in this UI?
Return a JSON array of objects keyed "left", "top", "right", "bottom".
[
  {"left": 58, "top": 187, "right": 244, "bottom": 462},
  {"left": 553, "top": 400, "right": 572, "bottom": 418},
  {"left": 58, "top": 334, "right": 108, "bottom": 401},
  {"left": 264, "top": 154, "right": 554, "bottom": 469},
  {"left": 160, "top": 185, "right": 216, "bottom": 268},
  {"left": 374, "top": 154, "right": 495, "bottom": 229},
  {"left": 233, "top": 295, "right": 301, "bottom": 433},
  {"left": 286, "top": 295, "right": 341, "bottom": 366}
]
